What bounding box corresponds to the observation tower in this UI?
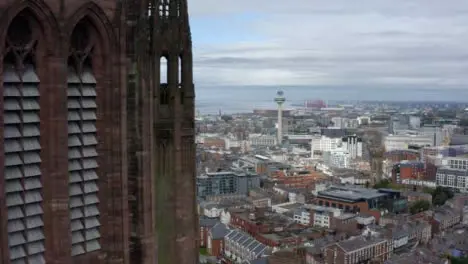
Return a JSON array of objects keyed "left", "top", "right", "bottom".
[{"left": 274, "top": 90, "right": 286, "bottom": 144}]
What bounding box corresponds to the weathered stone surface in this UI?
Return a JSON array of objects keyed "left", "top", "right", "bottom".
[
  {"left": 126, "top": 0, "right": 198, "bottom": 264},
  {"left": 0, "top": 1, "right": 128, "bottom": 263},
  {"left": 0, "top": 1, "right": 197, "bottom": 263}
]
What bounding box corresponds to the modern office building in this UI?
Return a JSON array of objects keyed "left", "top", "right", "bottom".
[
  {"left": 0, "top": 0, "right": 197, "bottom": 263},
  {"left": 316, "top": 186, "right": 402, "bottom": 218},
  {"left": 197, "top": 171, "right": 261, "bottom": 198},
  {"left": 419, "top": 125, "right": 444, "bottom": 146},
  {"left": 384, "top": 134, "right": 433, "bottom": 151}
]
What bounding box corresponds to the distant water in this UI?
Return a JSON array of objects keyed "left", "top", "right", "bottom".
[{"left": 195, "top": 86, "right": 468, "bottom": 114}]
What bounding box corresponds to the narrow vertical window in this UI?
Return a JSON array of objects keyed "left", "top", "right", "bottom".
[
  {"left": 159, "top": 0, "right": 170, "bottom": 18},
  {"left": 147, "top": 1, "right": 154, "bottom": 17},
  {"left": 178, "top": 56, "right": 184, "bottom": 104},
  {"left": 160, "top": 56, "right": 169, "bottom": 105},
  {"left": 67, "top": 20, "right": 101, "bottom": 256},
  {"left": 2, "top": 13, "right": 45, "bottom": 264}
]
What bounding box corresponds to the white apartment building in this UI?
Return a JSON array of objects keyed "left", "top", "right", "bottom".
[
  {"left": 323, "top": 148, "right": 351, "bottom": 169},
  {"left": 436, "top": 157, "right": 468, "bottom": 192},
  {"left": 311, "top": 136, "right": 343, "bottom": 158},
  {"left": 306, "top": 205, "right": 342, "bottom": 228},
  {"left": 384, "top": 134, "right": 433, "bottom": 151},
  {"left": 293, "top": 208, "right": 311, "bottom": 225}
]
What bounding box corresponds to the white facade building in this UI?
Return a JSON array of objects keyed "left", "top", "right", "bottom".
[
  {"left": 306, "top": 205, "right": 342, "bottom": 228},
  {"left": 323, "top": 148, "right": 351, "bottom": 169},
  {"left": 357, "top": 116, "right": 371, "bottom": 125},
  {"left": 342, "top": 135, "right": 363, "bottom": 159},
  {"left": 293, "top": 208, "right": 311, "bottom": 225},
  {"left": 409, "top": 116, "right": 421, "bottom": 130},
  {"left": 311, "top": 136, "right": 343, "bottom": 158},
  {"left": 249, "top": 134, "right": 277, "bottom": 147},
  {"left": 436, "top": 157, "right": 468, "bottom": 192},
  {"left": 220, "top": 210, "right": 231, "bottom": 225},
  {"left": 384, "top": 134, "right": 433, "bottom": 151}
]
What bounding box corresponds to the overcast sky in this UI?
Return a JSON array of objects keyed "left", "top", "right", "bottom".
[{"left": 185, "top": 0, "right": 468, "bottom": 90}]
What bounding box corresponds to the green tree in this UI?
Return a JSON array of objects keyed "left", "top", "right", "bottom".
[
  {"left": 431, "top": 186, "right": 454, "bottom": 206},
  {"left": 373, "top": 179, "right": 391, "bottom": 189},
  {"left": 450, "top": 256, "right": 468, "bottom": 264},
  {"left": 433, "top": 192, "right": 448, "bottom": 206},
  {"left": 410, "top": 200, "right": 431, "bottom": 214}
]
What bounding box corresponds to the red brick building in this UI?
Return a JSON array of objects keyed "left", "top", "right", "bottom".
[
  {"left": 324, "top": 237, "right": 390, "bottom": 264},
  {"left": 392, "top": 161, "right": 425, "bottom": 184},
  {"left": 207, "top": 223, "right": 229, "bottom": 258},
  {"left": 385, "top": 149, "right": 420, "bottom": 163},
  {"left": 200, "top": 218, "right": 218, "bottom": 248},
  {"left": 203, "top": 137, "right": 226, "bottom": 149},
  {"left": 256, "top": 233, "right": 302, "bottom": 248},
  {"left": 230, "top": 211, "right": 270, "bottom": 235}
]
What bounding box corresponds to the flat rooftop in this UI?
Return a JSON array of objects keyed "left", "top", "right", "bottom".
[
  {"left": 337, "top": 236, "right": 386, "bottom": 252},
  {"left": 318, "top": 186, "right": 388, "bottom": 202}
]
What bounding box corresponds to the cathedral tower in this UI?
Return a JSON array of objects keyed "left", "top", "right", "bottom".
[
  {"left": 0, "top": 0, "right": 197, "bottom": 263},
  {"left": 0, "top": 0, "right": 129, "bottom": 263},
  {"left": 127, "top": 0, "right": 198, "bottom": 263}
]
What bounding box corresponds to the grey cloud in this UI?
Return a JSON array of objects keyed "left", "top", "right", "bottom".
[{"left": 189, "top": 0, "right": 468, "bottom": 88}]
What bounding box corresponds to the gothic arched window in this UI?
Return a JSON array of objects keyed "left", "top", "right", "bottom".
[
  {"left": 67, "top": 19, "right": 101, "bottom": 256},
  {"left": 160, "top": 56, "right": 169, "bottom": 105},
  {"left": 178, "top": 55, "right": 184, "bottom": 104},
  {"left": 2, "top": 13, "right": 45, "bottom": 264},
  {"left": 159, "top": 0, "right": 170, "bottom": 18}
]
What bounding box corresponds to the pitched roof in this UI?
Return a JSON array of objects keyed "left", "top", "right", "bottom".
[
  {"left": 199, "top": 217, "right": 219, "bottom": 227},
  {"left": 210, "top": 223, "right": 230, "bottom": 239}
]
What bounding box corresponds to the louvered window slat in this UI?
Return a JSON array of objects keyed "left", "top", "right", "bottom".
[
  {"left": 3, "top": 65, "right": 44, "bottom": 261},
  {"left": 4, "top": 126, "right": 21, "bottom": 138},
  {"left": 67, "top": 68, "right": 100, "bottom": 253},
  {"left": 25, "top": 216, "right": 44, "bottom": 229}
]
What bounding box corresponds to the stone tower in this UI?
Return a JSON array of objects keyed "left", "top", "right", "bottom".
[
  {"left": 0, "top": 0, "right": 129, "bottom": 263},
  {"left": 0, "top": 0, "right": 197, "bottom": 263},
  {"left": 127, "top": 0, "right": 198, "bottom": 263}
]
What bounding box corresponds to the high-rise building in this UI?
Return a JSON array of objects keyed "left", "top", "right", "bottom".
[{"left": 0, "top": 1, "right": 197, "bottom": 264}]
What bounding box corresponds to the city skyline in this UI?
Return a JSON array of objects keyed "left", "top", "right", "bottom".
[{"left": 188, "top": 0, "right": 468, "bottom": 91}]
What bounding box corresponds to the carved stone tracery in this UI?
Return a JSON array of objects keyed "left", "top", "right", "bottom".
[
  {"left": 4, "top": 15, "right": 38, "bottom": 73},
  {"left": 69, "top": 21, "right": 95, "bottom": 74}
]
